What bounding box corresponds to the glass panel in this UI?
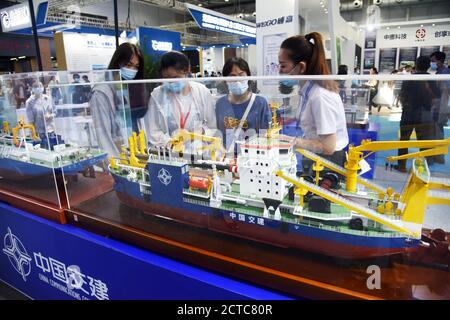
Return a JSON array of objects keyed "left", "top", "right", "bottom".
[
  {"left": 61, "top": 74, "right": 450, "bottom": 299},
  {"left": 51, "top": 70, "right": 129, "bottom": 210},
  {"left": 0, "top": 71, "right": 67, "bottom": 208}
]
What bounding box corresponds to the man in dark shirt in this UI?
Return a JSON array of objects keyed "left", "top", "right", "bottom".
[
  {"left": 394, "top": 56, "right": 441, "bottom": 172},
  {"left": 430, "top": 51, "right": 450, "bottom": 164}
]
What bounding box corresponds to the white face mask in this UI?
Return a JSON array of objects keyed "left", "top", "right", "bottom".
[
  {"left": 227, "top": 80, "right": 249, "bottom": 96},
  {"left": 32, "top": 87, "right": 43, "bottom": 95}
]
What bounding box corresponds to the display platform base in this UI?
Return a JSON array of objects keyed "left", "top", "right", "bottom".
[
  {"left": 0, "top": 173, "right": 113, "bottom": 224},
  {"left": 0, "top": 202, "right": 288, "bottom": 300},
  {"left": 66, "top": 191, "right": 450, "bottom": 300}
]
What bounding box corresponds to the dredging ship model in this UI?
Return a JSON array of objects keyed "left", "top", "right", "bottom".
[
  {"left": 0, "top": 119, "right": 107, "bottom": 180},
  {"left": 108, "top": 112, "right": 450, "bottom": 259}
]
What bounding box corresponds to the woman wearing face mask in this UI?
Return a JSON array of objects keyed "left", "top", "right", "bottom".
[
  {"left": 278, "top": 32, "right": 349, "bottom": 172},
  {"left": 26, "top": 80, "right": 55, "bottom": 146},
  {"left": 90, "top": 42, "right": 144, "bottom": 157},
  {"left": 142, "top": 51, "right": 217, "bottom": 148},
  {"left": 215, "top": 58, "right": 271, "bottom": 155}
]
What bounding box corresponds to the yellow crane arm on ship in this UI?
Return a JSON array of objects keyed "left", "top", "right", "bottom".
[
  {"left": 11, "top": 118, "right": 40, "bottom": 145},
  {"left": 275, "top": 170, "right": 418, "bottom": 237},
  {"left": 296, "top": 138, "right": 449, "bottom": 235},
  {"left": 345, "top": 139, "right": 450, "bottom": 193},
  {"left": 169, "top": 129, "right": 222, "bottom": 161}
]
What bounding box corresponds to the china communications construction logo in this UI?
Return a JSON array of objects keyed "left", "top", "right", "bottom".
[
  {"left": 2, "top": 228, "right": 32, "bottom": 281},
  {"left": 158, "top": 168, "right": 172, "bottom": 186}
]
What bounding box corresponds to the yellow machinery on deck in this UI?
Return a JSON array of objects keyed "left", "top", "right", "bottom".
[
  {"left": 279, "top": 139, "right": 450, "bottom": 238},
  {"left": 8, "top": 118, "right": 40, "bottom": 146}
]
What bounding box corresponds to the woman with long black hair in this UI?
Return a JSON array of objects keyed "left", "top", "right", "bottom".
[{"left": 90, "top": 42, "right": 145, "bottom": 157}]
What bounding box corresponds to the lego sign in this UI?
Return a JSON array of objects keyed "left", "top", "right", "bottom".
[{"left": 0, "top": 3, "right": 32, "bottom": 32}]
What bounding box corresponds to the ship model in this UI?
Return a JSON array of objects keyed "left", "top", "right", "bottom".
[
  {"left": 0, "top": 119, "right": 107, "bottom": 180},
  {"left": 108, "top": 110, "right": 450, "bottom": 259}
]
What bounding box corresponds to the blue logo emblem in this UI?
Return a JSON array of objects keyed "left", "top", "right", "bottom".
[
  {"left": 157, "top": 168, "right": 172, "bottom": 186},
  {"left": 3, "top": 228, "right": 32, "bottom": 281}
]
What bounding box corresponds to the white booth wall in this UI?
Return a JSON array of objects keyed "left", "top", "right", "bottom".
[
  {"left": 370, "top": 23, "right": 450, "bottom": 73},
  {"left": 202, "top": 46, "right": 257, "bottom": 76}
]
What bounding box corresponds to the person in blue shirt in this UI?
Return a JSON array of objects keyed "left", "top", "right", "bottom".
[{"left": 215, "top": 58, "right": 271, "bottom": 156}]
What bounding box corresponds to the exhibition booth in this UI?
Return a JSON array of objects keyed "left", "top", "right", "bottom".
[
  {"left": 1, "top": 71, "right": 449, "bottom": 300},
  {"left": 0, "top": 0, "right": 449, "bottom": 301}
]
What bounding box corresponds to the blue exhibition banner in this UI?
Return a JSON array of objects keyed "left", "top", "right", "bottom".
[
  {"left": 186, "top": 3, "right": 256, "bottom": 39},
  {"left": 137, "top": 27, "right": 181, "bottom": 57},
  {"left": 0, "top": 203, "right": 289, "bottom": 300}
]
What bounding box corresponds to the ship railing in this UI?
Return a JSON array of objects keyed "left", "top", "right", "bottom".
[
  {"left": 111, "top": 161, "right": 149, "bottom": 183},
  {"left": 183, "top": 197, "right": 209, "bottom": 207}
]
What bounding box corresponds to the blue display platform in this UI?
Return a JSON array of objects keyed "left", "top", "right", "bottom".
[{"left": 0, "top": 202, "right": 291, "bottom": 300}]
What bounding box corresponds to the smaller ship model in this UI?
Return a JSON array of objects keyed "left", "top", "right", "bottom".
[
  {"left": 108, "top": 110, "right": 450, "bottom": 260},
  {"left": 0, "top": 118, "right": 107, "bottom": 180}
]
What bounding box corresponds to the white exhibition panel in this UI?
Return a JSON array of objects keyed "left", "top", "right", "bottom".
[
  {"left": 62, "top": 33, "right": 118, "bottom": 71},
  {"left": 377, "top": 24, "right": 450, "bottom": 49}
]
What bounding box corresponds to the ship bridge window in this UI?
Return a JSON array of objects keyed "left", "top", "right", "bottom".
[
  {"left": 279, "top": 149, "right": 289, "bottom": 155},
  {"left": 244, "top": 149, "right": 248, "bottom": 153},
  {"left": 261, "top": 150, "right": 265, "bottom": 155}
]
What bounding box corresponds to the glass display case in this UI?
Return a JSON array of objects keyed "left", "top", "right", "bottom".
[
  {"left": 0, "top": 70, "right": 120, "bottom": 222},
  {"left": 14, "top": 74, "right": 450, "bottom": 299}
]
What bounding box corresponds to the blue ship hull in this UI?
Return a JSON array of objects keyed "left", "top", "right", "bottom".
[
  {"left": 0, "top": 154, "right": 107, "bottom": 181},
  {"left": 111, "top": 169, "right": 420, "bottom": 259}
]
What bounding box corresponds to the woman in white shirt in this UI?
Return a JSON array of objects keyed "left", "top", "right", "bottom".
[
  {"left": 278, "top": 32, "right": 349, "bottom": 171},
  {"left": 141, "top": 51, "right": 217, "bottom": 148}
]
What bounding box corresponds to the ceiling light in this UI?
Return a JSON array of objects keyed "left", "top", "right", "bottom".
[
  {"left": 420, "top": 24, "right": 423, "bottom": 27},
  {"left": 386, "top": 27, "right": 390, "bottom": 30},
  {"left": 432, "top": 23, "right": 435, "bottom": 27},
  {"left": 198, "top": 3, "right": 203, "bottom": 7}
]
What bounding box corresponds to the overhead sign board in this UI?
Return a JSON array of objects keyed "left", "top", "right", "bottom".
[
  {"left": 1, "top": 3, "right": 32, "bottom": 32},
  {"left": 137, "top": 27, "right": 181, "bottom": 56},
  {"left": 377, "top": 24, "right": 450, "bottom": 48},
  {"left": 186, "top": 3, "right": 256, "bottom": 38}
]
